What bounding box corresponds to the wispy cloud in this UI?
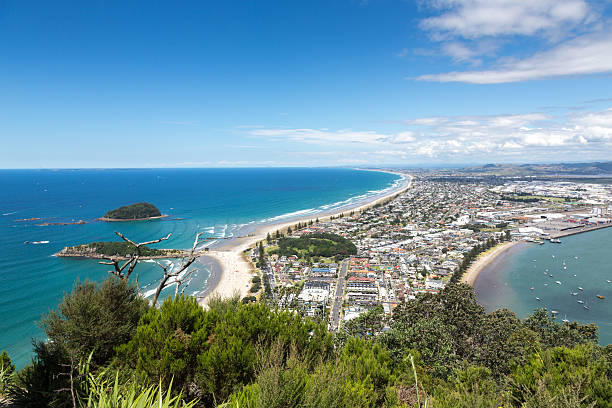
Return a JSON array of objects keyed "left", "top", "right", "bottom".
[
  {"left": 250, "top": 128, "right": 393, "bottom": 145},
  {"left": 160, "top": 120, "right": 199, "bottom": 125},
  {"left": 417, "top": 32, "right": 612, "bottom": 83},
  {"left": 420, "top": 0, "right": 591, "bottom": 39},
  {"left": 413, "top": 0, "right": 611, "bottom": 83}
]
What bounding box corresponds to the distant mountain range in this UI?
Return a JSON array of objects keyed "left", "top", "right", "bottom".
[{"left": 458, "top": 162, "right": 612, "bottom": 176}]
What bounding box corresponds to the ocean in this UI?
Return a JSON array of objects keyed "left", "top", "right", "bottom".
[
  {"left": 0, "top": 168, "right": 401, "bottom": 368},
  {"left": 474, "top": 227, "right": 612, "bottom": 345}
]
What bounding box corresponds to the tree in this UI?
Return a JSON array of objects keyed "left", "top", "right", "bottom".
[
  {"left": 510, "top": 343, "right": 612, "bottom": 407},
  {"left": 117, "top": 296, "right": 334, "bottom": 405},
  {"left": 41, "top": 277, "right": 149, "bottom": 367},
  {"left": 524, "top": 308, "right": 598, "bottom": 349}
]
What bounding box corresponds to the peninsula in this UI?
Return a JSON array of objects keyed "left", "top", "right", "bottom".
[
  {"left": 55, "top": 241, "right": 185, "bottom": 260},
  {"left": 98, "top": 202, "right": 167, "bottom": 221}
]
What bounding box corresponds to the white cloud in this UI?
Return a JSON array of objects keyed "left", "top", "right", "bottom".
[
  {"left": 251, "top": 128, "right": 417, "bottom": 145},
  {"left": 417, "top": 32, "right": 612, "bottom": 83},
  {"left": 420, "top": 0, "right": 590, "bottom": 39},
  {"left": 389, "top": 131, "right": 416, "bottom": 143},
  {"left": 246, "top": 108, "right": 612, "bottom": 162},
  {"left": 394, "top": 108, "right": 612, "bottom": 158}
]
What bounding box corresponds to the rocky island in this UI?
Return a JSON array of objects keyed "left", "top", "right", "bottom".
[
  {"left": 55, "top": 241, "right": 186, "bottom": 260},
  {"left": 98, "top": 202, "right": 167, "bottom": 221}
]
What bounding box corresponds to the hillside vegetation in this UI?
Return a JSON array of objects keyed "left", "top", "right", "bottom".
[
  {"left": 103, "top": 202, "right": 162, "bottom": 220},
  {"left": 1, "top": 279, "right": 610, "bottom": 408}
]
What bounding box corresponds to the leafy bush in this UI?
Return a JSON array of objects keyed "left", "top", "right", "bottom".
[
  {"left": 81, "top": 371, "right": 197, "bottom": 408},
  {"left": 116, "top": 295, "right": 333, "bottom": 405},
  {"left": 0, "top": 351, "right": 15, "bottom": 397},
  {"left": 41, "top": 277, "right": 150, "bottom": 367}
]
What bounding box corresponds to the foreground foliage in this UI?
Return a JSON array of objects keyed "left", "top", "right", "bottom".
[{"left": 5, "top": 278, "right": 611, "bottom": 407}]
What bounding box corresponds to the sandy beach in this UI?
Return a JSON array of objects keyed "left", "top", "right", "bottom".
[
  {"left": 461, "top": 241, "right": 519, "bottom": 286},
  {"left": 198, "top": 172, "right": 412, "bottom": 306}
]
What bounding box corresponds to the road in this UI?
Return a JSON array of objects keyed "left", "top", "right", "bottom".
[{"left": 330, "top": 259, "right": 348, "bottom": 331}]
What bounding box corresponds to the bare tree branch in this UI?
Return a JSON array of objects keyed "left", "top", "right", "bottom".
[
  {"left": 151, "top": 233, "right": 202, "bottom": 306},
  {"left": 115, "top": 231, "right": 172, "bottom": 248}
]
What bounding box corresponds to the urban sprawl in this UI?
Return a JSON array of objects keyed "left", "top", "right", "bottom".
[{"left": 247, "top": 174, "right": 612, "bottom": 331}]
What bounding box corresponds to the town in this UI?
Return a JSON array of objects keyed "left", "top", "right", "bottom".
[{"left": 248, "top": 174, "right": 612, "bottom": 330}]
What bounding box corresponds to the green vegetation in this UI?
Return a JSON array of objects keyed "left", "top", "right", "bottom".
[
  {"left": 268, "top": 233, "right": 357, "bottom": 261},
  {"left": 501, "top": 194, "right": 569, "bottom": 203},
  {"left": 69, "top": 241, "right": 170, "bottom": 257},
  {"left": 0, "top": 351, "right": 15, "bottom": 397},
  {"left": 3, "top": 276, "right": 610, "bottom": 407},
  {"left": 103, "top": 202, "right": 162, "bottom": 220}
]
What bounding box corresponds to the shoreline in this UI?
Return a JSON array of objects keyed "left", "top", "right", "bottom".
[
  {"left": 198, "top": 171, "right": 413, "bottom": 306},
  {"left": 461, "top": 241, "right": 520, "bottom": 286}
]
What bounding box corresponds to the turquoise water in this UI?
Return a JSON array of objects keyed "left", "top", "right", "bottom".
[
  {"left": 474, "top": 228, "right": 612, "bottom": 345},
  {"left": 0, "top": 168, "right": 401, "bottom": 367}
]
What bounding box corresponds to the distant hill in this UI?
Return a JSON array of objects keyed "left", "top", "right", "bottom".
[
  {"left": 459, "top": 161, "right": 612, "bottom": 176},
  {"left": 101, "top": 202, "right": 163, "bottom": 221}
]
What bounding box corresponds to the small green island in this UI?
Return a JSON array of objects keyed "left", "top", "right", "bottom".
[
  {"left": 99, "top": 202, "right": 166, "bottom": 221},
  {"left": 56, "top": 241, "right": 185, "bottom": 259}
]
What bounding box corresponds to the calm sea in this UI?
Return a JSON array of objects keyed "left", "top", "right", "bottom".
[
  {"left": 0, "top": 168, "right": 400, "bottom": 367},
  {"left": 475, "top": 227, "right": 612, "bottom": 345}
]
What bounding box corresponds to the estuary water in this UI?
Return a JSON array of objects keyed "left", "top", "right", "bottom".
[
  {"left": 475, "top": 227, "right": 612, "bottom": 345},
  {"left": 0, "top": 168, "right": 401, "bottom": 367}
]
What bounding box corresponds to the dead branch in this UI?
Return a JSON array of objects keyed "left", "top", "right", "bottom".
[
  {"left": 151, "top": 233, "right": 202, "bottom": 306},
  {"left": 97, "top": 232, "right": 172, "bottom": 280}
]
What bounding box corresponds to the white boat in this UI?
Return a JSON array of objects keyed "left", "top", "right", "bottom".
[
  {"left": 578, "top": 287, "right": 584, "bottom": 291},
  {"left": 536, "top": 297, "right": 541, "bottom": 301},
  {"left": 30, "top": 240, "right": 49, "bottom": 244},
  {"left": 571, "top": 292, "right": 578, "bottom": 296},
  {"left": 577, "top": 300, "right": 584, "bottom": 304},
  {"left": 555, "top": 281, "right": 562, "bottom": 285}
]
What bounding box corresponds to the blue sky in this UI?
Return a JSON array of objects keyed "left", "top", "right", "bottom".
[{"left": 1, "top": 0, "right": 611, "bottom": 168}]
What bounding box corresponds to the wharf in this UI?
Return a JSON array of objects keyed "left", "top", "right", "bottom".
[{"left": 548, "top": 222, "right": 612, "bottom": 239}]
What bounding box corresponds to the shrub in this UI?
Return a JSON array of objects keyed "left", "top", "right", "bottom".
[{"left": 41, "top": 277, "right": 150, "bottom": 366}]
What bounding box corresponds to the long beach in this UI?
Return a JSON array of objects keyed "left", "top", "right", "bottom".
[{"left": 198, "top": 172, "right": 412, "bottom": 306}]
